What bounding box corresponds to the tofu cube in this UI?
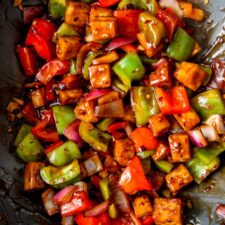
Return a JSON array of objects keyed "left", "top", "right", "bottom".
[
  {"left": 149, "top": 113, "right": 170, "bottom": 137},
  {"left": 174, "top": 62, "right": 207, "bottom": 91},
  {"left": 152, "top": 141, "right": 169, "bottom": 161},
  {"left": 153, "top": 198, "right": 183, "bottom": 225},
  {"left": 132, "top": 195, "right": 153, "bottom": 218},
  {"left": 168, "top": 133, "right": 190, "bottom": 162},
  {"left": 56, "top": 36, "right": 82, "bottom": 61},
  {"left": 89, "top": 64, "right": 111, "bottom": 88},
  {"left": 114, "top": 138, "right": 135, "bottom": 166},
  {"left": 173, "top": 107, "right": 200, "bottom": 131},
  {"left": 166, "top": 164, "right": 193, "bottom": 193},
  {"left": 65, "top": 1, "right": 90, "bottom": 27}
]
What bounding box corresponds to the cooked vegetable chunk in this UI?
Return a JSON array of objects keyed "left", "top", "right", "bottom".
[
  {"left": 153, "top": 198, "right": 183, "bottom": 225},
  {"left": 132, "top": 195, "right": 153, "bottom": 218},
  {"left": 168, "top": 133, "right": 191, "bottom": 162},
  {"left": 83, "top": 155, "right": 103, "bottom": 176},
  {"left": 166, "top": 164, "right": 193, "bottom": 192}
]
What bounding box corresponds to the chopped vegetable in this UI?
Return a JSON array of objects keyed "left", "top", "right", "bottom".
[
  {"left": 48, "top": 0, "right": 68, "bottom": 18},
  {"left": 83, "top": 155, "right": 103, "bottom": 176},
  {"left": 14, "top": 124, "right": 32, "bottom": 147},
  {"left": 154, "top": 160, "right": 174, "bottom": 173},
  {"left": 42, "top": 188, "right": 59, "bottom": 215}
]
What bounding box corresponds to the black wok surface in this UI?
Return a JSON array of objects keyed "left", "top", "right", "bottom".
[{"left": 0, "top": 0, "right": 224, "bottom": 224}]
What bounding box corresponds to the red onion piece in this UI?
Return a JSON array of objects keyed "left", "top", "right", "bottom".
[
  {"left": 205, "top": 115, "right": 225, "bottom": 134},
  {"left": 64, "top": 120, "right": 84, "bottom": 148},
  {"left": 61, "top": 216, "right": 74, "bottom": 225},
  {"left": 106, "top": 37, "right": 136, "bottom": 51},
  {"left": 159, "top": 0, "right": 184, "bottom": 18},
  {"left": 83, "top": 155, "right": 103, "bottom": 176},
  {"left": 84, "top": 200, "right": 110, "bottom": 217},
  {"left": 83, "top": 89, "right": 112, "bottom": 101},
  {"left": 188, "top": 129, "right": 208, "bottom": 147},
  {"left": 200, "top": 125, "right": 220, "bottom": 142},
  {"left": 53, "top": 185, "right": 77, "bottom": 205}
]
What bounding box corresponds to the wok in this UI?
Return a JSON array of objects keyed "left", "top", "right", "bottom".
[{"left": 0, "top": 0, "right": 224, "bottom": 224}]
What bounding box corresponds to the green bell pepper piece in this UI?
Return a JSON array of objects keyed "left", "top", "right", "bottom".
[
  {"left": 166, "top": 28, "right": 196, "bottom": 62},
  {"left": 141, "top": 158, "right": 151, "bottom": 174},
  {"left": 52, "top": 106, "right": 76, "bottom": 135},
  {"left": 47, "top": 141, "right": 81, "bottom": 167},
  {"left": 137, "top": 150, "right": 156, "bottom": 159},
  {"left": 48, "top": 0, "right": 68, "bottom": 19},
  {"left": 201, "top": 66, "right": 212, "bottom": 86},
  {"left": 112, "top": 79, "right": 129, "bottom": 95},
  {"left": 193, "top": 141, "right": 225, "bottom": 165},
  {"left": 186, "top": 157, "right": 220, "bottom": 184},
  {"left": 40, "top": 159, "right": 81, "bottom": 189},
  {"left": 14, "top": 124, "right": 32, "bottom": 146},
  {"left": 56, "top": 23, "right": 81, "bottom": 37},
  {"left": 99, "top": 177, "right": 110, "bottom": 201},
  {"left": 109, "top": 204, "right": 118, "bottom": 219},
  {"left": 83, "top": 51, "right": 103, "bottom": 80},
  {"left": 16, "top": 133, "right": 44, "bottom": 162},
  {"left": 96, "top": 118, "right": 114, "bottom": 131},
  {"left": 154, "top": 160, "right": 174, "bottom": 173},
  {"left": 131, "top": 86, "right": 159, "bottom": 125},
  {"left": 191, "top": 89, "right": 225, "bottom": 120},
  {"left": 113, "top": 53, "right": 145, "bottom": 88},
  {"left": 139, "top": 55, "right": 158, "bottom": 65},
  {"left": 79, "top": 121, "right": 111, "bottom": 152},
  {"left": 70, "top": 59, "right": 77, "bottom": 75}
]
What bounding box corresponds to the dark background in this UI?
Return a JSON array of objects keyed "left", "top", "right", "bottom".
[{"left": 0, "top": 0, "right": 224, "bottom": 224}]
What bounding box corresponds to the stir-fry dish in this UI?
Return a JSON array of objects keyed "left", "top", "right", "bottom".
[{"left": 7, "top": 0, "right": 225, "bottom": 224}]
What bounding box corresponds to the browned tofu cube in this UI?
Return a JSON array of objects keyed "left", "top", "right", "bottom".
[
  {"left": 56, "top": 36, "right": 82, "bottom": 61},
  {"left": 57, "top": 89, "right": 83, "bottom": 105},
  {"left": 153, "top": 198, "right": 183, "bottom": 225},
  {"left": 152, "top": 141, "right": 169, "bottom": 161},
  {"left": 114, "top": 138, "right": 135, "bottom": 166},
  {"left": 30, "top": 87, "right": 46, "bottom": 108},
  {"left": 173, "top": 107, "right": 200, "bottom": 131},
  {"left": 168, "top": 133, "right": 190, "bottom": 162},
  {"left": 132, "top": 195, "right": 153, "bottom": 218},
  {"left": 90, "top": 5, "right": 114, "bottom": 20},
  {"left": 74, "top": 99, "right": 98, "bottom": 123},
  {"left": 149, "top": 113, "right": 170, "bottom": 137},
  {"left": 166, "top": 164, "right": 193, "bottom": 193},
  {"left": 89, "top": 64, "right": 111, "bottom": 88},
  {"left": 65, "top": 1, "right": 90, "bottom": 27}
]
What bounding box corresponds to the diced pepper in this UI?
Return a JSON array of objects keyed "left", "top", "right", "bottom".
[
  {"left": 137, "top": 150, "right": 156, "bottom": 159},
  {"left": 153, "top": 198, "right": 183, "bottom": 225},
  {"left": 79, "top": 121, "right": 111, "bottom": 152},
  {"left": 46, "top": 140, "right": 81, "bottom": 167},
  {"left": 14, "top": 124, "right": 32, "bottom": 146},
  {"left": 56, "top": 36, "right": 83, "bottom": 61},
  {"left": 36, "top": 59, "right": 71, "bottom": 84},
  {"left": 70, "top": 59, "right": 77, "bottom": 74},
  {"left": 24, "top": 162, "right": 45, "bottom": 191},
  {"left": 109, "top": 203, "right": 118, "bottom": 219},
  {"left": 132, "top": 195, "right": 153, "bottom": 218},
  {"left": 201, "top": 65, "right": 212, "bottom": 86},
  {"left": 92, "top": 51, "right": 119, "bottom": 65},
  {"left": 21, "top": 101, "right": 39, "bottom": 123},
  {"left": 165, "top": 164, "right": 193, "bottom": 192},
  {"left": 65, "top": 2, "right": 90, "bottom": 27},
  {"left": 52, "top": 105, "right": 76, "bottom": 135},
  {"left": 149, "top": 113, "right": 170, "bottom": 137},
  {"left": 131, "top": 86, "right": 159, "bottom": 125},
  {"left": 191, "top": 89, "right": 225, "bottom": 120},
  {"left": 107, "top": 122, "right": 128, "bottom": 133},
  {"left": 141, "top": 158, "right": 151, "bottom": 174},
  {"left": 119, "top": 156, "right": 152, "bottom": 194},
  {"left": 16, "top": 133, "right": 44, "bottom": 162},
  {"left": 48, "top": 0, "right": 68, "bottom": 19},
  {"left": 113, "top": 53, "right": 145, "bottom": 88},
  {"left": 166, "top": 28, "right": 196, "bottom": 62},
  {"left": 154, "top": 160, "right": 174, "bottom": 173},
  {"left": 46, "top": 80, "right": 56, "bottom": 102},
  {"left": 114, "top": 10, "right": 143, "bottom": 39},
  {"left": 96, "top": 118, "right": 114, "bottom": 131},
  {"left": 99, "top": 0, "right": 120, "bottom": 7},
  {"left": 17, "top": 46, "right": 37, "bottom": 76},
  {"left": 89, "top": 64, "right": 111, "bottom": 88},
  {"left": 121, "top": 44, "right": 137, "bottom": 53},
  {"left": 155, "top": 86, "right": 190, "bottom": 115},
  {"left": 113, "top": 138, "right": 135, "bottom": 166},
  {"left": 138, "top": 12, "right": 166, "bottom": 47},
  {"left": 54, "top": 23, "right": 81, "bottom": 39},
  {"left": 112, "top": 79, "right": 129, "bottom": 95},
  {"left": 130, "top": 127, "right": 159, "bottom": 151},
  {"left": 152, "top": 142, "right": 169, "bottom": 161},
  {"left": 168, "top": 133, "right": 191, "bottom": 162},
  {"left": 100, "top": 177, "right": 110, "bottom": 200},
  {"left": 173, "top": 107, "right": 200, "bottom": 131},
  {"left": 40, "top": 160, "right": 81, "bottom": 189}
]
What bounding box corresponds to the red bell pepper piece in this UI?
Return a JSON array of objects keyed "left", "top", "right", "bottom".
[
  {"left": 45, "top": 79, "right": 56, "bottom": 102},
  {"left": 142, "top": 216, "right": 154, "bottom": 225},
  {"left": 21, "top": 101, "right": 39, "bottom": 123},
  {"left": 17, "top": 46, "right": 37, "bottom": 76},
  {"left": 31, "top": 119, "right": 60, "bottom": 142},
  {"left": 40, "top": 108, "right": 55, "bottom": 125},
  {"left": 31, "top": 18, "right": 57, "bottom": 41},
  {"left": 60, "top": 75, "right": 80, "bottom": 90},
  {"left": 98, "top": 0, "right": 120, "bottom": 7},
  {"left": 25, "top": 28, "right": 56, "bottom": 61},
  {"left": 61, "top": 192, "right": 94, "bottom": 217},
  {"left": 45, "top": 141, "right": 64, "bottom": 155},
  {"left": 74, "top": 212, "right": 110, "bottom": 225},
  {"left": 121, "top": 44, "right": 138, "bottom": 53},
  {"left": 114, "top": 10, "right": 143, "bottom": 39},
  {"left": 107, "top": 122, "right": 128, "bottom": 133},
  {"left": 36, "top": 59, "right": 71, "bottom": 84},
  {"left": 155, "top": 86, "right": 190, "bottom": 115},
  {"left": 130, "top": 127, "right": 159, "bottom": 151},
  {"left": 119, "top": 156, "right": 152, "bottom": 194}
]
